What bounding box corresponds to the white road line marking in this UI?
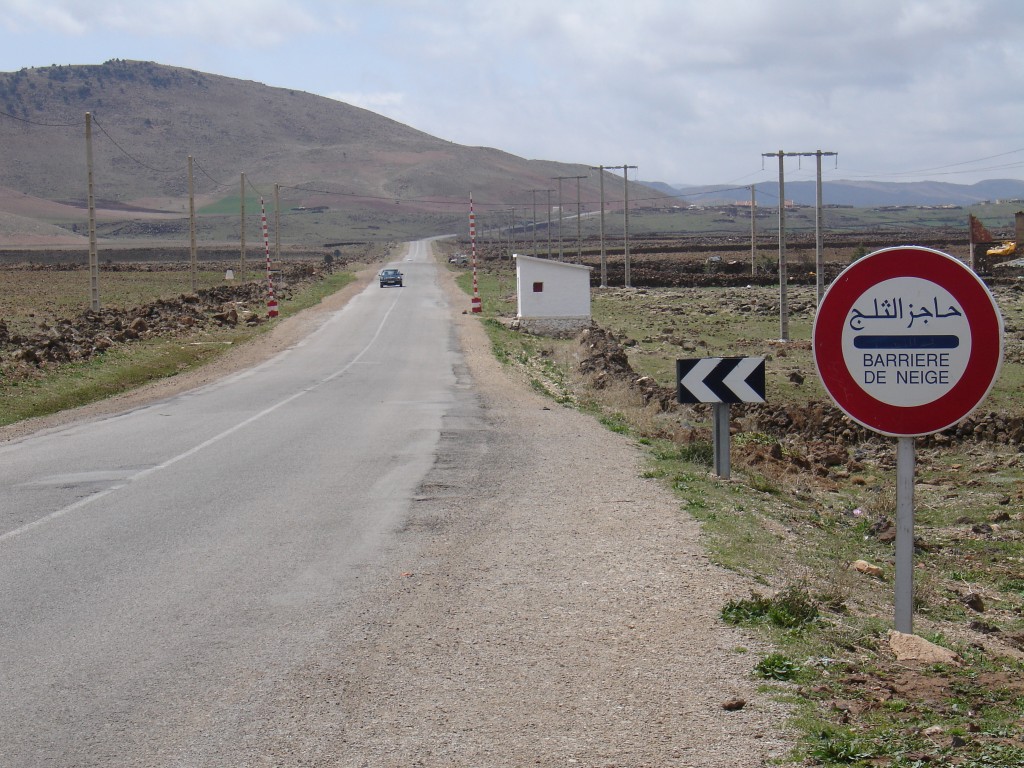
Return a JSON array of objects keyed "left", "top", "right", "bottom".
[{"left": 0, "top": 291, "right": 404, "bottom": 545}]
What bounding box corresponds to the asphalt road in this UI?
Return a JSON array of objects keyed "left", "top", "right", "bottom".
[{"left": 0, "top": 239, "right": 465, "bottom": 766}]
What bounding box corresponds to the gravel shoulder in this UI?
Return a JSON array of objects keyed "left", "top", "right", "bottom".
[{"left": 3, "top": 257, "right": 795, "bottom": 765}]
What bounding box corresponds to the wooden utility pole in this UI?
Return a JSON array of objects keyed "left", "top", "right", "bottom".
[
  {"left": 621, "top": 164, "right": 638, "bottom": 288},
  {"left": 595, "top": 164, "right": 638, "bottom": 287},
  {"left": 546, "top": 189, "right": 553, "bottom": 258},
  {"left": 576, "top": 175, "right": 584, "bottom": 262},
  {"left": 590, "top": 166, "right": 608, "bottom": 287},
  {"left": 274, "top": 183, "right": 281, "bottom": 264},
  {"left": 555, "top": 175, "right": 588, "bottom": 262},
  {"left": 762, "top": 150, "right": 797, "bottom": 341},
  {"left": 532, "top": 189, "right": 538, "bottom": 255},
  {"left": 85, "top": 112, "right": 99, "bottom": 311},
  {"left": 750, "top": 185, "right": 757, "bottom": 277},
  {"left": 188, "top": 156, "right": 197, "bottom": 292},
  {"left": 761, "top": 148, "right": 836, "bottom": 337},
  {"left": 810, "top": 150, "right": 838, "bottom": 304},
  {"left": 553, "top": 176, "right": 565, "bottom": 259},
  {"left": 504, "top": 208, "right": 515, "bottom": 257},
  {"left": 240, "top": 173, "right": 246, "bottom": 278}
]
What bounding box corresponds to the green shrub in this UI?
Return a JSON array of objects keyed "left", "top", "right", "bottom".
[
  {"left": 722, "top": 585, "right": 819, "bottom": 629},
  {"left": 754, "top": 653, "right": 800, "bottom": 680}
]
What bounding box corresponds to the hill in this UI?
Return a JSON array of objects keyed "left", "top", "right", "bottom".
[{"left": 0, "top": 60, "right": 637, "bottom": 244}]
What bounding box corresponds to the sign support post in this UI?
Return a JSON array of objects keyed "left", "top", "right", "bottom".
[
  {"left": 713, "top": 403, "right": 731, "bottom": 479},
  {"left": 895, "top": 436, "right": 916, "bottom": 632}
]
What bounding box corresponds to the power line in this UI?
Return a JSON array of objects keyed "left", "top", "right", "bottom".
[
  {"left": 0, "top": 108, "right": 78, "bottom": 128},
  {"left": 190, "top": 158, "right": 233, "bottom": 189},
  {"left": 90, "top": 116, "right": 179, "bottom": 175}
]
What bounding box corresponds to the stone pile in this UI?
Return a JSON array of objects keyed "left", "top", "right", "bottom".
[{"left": 1, "top": 268, "right": 312, "bottom": 378}]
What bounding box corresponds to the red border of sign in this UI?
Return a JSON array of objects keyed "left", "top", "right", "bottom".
[{"left": 814, "top": 246, "right": 1003, "bottom": 437}]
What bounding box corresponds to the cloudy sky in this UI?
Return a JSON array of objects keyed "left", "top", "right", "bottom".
[{"left": 1, "top": 0, "right": 1022, "bottom": 187}]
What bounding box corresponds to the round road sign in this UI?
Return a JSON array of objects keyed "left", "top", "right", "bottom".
[{"left": 813, "top": 246, "right": 1003, "bottom": 436}]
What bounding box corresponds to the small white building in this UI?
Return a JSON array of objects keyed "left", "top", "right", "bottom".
[{"left": 513, "top": 254, "right": 592, "bottom": 336}]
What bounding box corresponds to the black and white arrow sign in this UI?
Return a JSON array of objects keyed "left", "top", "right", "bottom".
[{"left": 676, "top": 356, "right": 766, "bottom": 404}]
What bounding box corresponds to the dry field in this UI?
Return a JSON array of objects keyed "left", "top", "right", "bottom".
[{"left": 0, "top": 245, "right": 385, "bottom": 425}]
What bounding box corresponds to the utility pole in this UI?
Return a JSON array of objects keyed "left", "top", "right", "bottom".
[
  {"left": 188, "top": 156, "right": 197, "bottom": 293},
  {"left": 590, "top": 166, "right": 608, "bottom": 287},
  {"left": 762, "top": 150, "right": 797, "bottom": 341},
  {"left": 620, "top": 164, "right": 638, "bottom": 288},
  {"left": 760, "top": 149, "right": 836, "bottom": 337},
  {"left": 501, "top": 208, "right": 515, "bottom": 257},
  {"left": 274, "top": 183, "right": 281, "bottom": 264},
  {"left": 577, "top": 175, "right": 585, "bottom": 262},
  {"left": 595, "top": 164, "right": 638, "bottom": 287},
  {"left": 552, "top": 175, "right": 587, "bottom": 261},
  {"left": 240, "top": 172, "right": 246, "bottom": 278},
  {"left": 809, "top": 150, "right": 838, "bottom": 303},
  {"left": 85, "top": 112, "right": 99, "bottom": 311},
  {"left": 749, "top": 184, "right": 757, "bottom": 277},
  {"left": 553, "top": 176, "right": 564, "bottom": 259},
  {"left": 546, "top": 189, "right": 553, "bottom": 258},
  {"left": 510, "top": 208, "right": 516, "bottom": 258},
  {"left": 531, "top": 189, "right": 538, "bottom": 255}
]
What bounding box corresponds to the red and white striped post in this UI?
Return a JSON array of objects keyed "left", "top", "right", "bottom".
[
  {"left": 261, "top": 197, "right": 278, "bottom": 318},
  {"left": 470, "top": 195, "right": 481, "bottom": 313}
]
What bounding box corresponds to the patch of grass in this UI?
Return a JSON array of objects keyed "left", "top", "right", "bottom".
[
  {"left": 746, "top": 472, "right": 782, "bottom": 495},
  {"left": 754, "top": 652, "right": 801, "bottom": 681},
  {"left": 722, "top": 585, "right": 820, "bottom": 630},
  {"left": 279, "top": 270, "right": 355, "bottom": 316},
  {"left": 0, "top": 337, "right": 235, "bottom": 425},
  {"left": 654, "top": 440, "right": 714, "bottom": 466},
  {"left": 806, "top": 727, "right": 873, "bottom": 764},
  {"left": 1001, "top": 579, "right": 1024, "bottom": 595},
  {"left": 599, "top": 412, "right": 631, "bottom": 434}
]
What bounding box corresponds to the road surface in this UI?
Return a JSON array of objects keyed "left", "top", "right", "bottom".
[
  {"left": 0, "top": 239, "right": 470, "bottom": 765},
  {"left": 0, "top": 240, "right": 791, "bottom": 766}
]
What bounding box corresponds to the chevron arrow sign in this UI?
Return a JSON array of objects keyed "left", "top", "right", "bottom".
[{"left": 676, "top": 357, "right": 766, "bottom": 404}]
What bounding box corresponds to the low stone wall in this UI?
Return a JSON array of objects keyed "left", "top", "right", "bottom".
[{"left": 514, "top": 316, "right": 591, "bottom": 337}]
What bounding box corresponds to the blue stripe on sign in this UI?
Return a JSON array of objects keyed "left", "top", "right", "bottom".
[{"left": 853, "top": 335, "right": 960, "bottom": 349}]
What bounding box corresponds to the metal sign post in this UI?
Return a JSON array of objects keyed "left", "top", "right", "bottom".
[
  {"left": 713, "top": 403, "right": 731, "bottom": 479},
  {"left": 895, "top": 437, "right": 916, "bottom": 632}
]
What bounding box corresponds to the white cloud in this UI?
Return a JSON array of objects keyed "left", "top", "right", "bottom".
[
  {"left": 2, "top": 0, "right": 1024, "bottom": 183},
  {"left": 1, "top": 0, "right": 327, "bottom": 44}
]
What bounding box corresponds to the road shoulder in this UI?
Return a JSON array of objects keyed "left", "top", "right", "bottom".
[{"left": 281, "top": 260, "right": 797, "bottom": 765}]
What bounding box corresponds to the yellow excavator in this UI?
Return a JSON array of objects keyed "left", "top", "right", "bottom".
[{"left": 986, "top": 241, "right": 1017, "bottom": 258}]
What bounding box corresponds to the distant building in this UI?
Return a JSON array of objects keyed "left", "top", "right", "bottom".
[{"left": 513, "top": 254, "right": 592, "bottom": 336}]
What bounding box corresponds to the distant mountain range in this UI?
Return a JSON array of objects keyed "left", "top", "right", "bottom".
[{"left": 646, "top": 179, "right": 1024, "bottom": 208}]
